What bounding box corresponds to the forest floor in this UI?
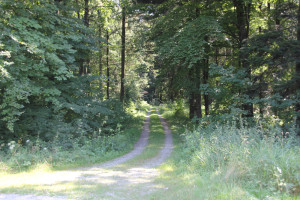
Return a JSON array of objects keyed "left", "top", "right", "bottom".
[{"left": 0, "top": 108, "right": 175, "bottom": 200}]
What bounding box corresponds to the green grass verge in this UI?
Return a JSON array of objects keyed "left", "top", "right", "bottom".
[{"left": 147, "top": 105, "right": 300, "bottom": 200}]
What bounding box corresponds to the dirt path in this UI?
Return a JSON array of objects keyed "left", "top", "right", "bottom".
[
  {"left": 78, "top": 108, "right": 152, "bottom": 170},
  {"left": 0, "top": 108, "right": 174, "bottom": 200},
  {"left": 141, "top": 108, "right": 173, "bottom": 168}
]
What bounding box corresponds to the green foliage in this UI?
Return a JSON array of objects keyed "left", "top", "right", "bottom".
[
  {"left": 158, "top": 16, "right": 224, "bottom": 69},
  {"left": 0, "top": 111, "right": 145, "bottom": 172},
  {"left": 0, "top": 0, "right": 126, "bottom": 141},
  {"left": 0, "top": 0, "right": 75, "bottom": 132}
]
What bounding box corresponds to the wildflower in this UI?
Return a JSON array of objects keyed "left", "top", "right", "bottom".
[
  {"left": 26, "top": 139, "right": 30, "bottom": 143},
  {"left": 43, "top": 147, "right": 47, "bottom": 150}
]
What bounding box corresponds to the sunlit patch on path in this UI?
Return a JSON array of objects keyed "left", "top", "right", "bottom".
[{"left": 0, "top": 193, "right": 72, "bottom": 200}]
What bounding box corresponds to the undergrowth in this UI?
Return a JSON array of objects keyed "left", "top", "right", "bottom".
[
  {"left": 158, "top": 104, "right": 300, "bottom": 199},
  {"left": 0, "top": 102, "right": 150, "bottom": 173}
]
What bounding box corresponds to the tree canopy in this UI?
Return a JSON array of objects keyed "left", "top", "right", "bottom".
[{"left": 0, "top": 0, "right": 299, "bottom": 140}]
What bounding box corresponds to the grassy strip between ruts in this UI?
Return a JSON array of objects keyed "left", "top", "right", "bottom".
[
  {"left": 147, "top": 106, "right": 300, "bottom": 200},
  {"left": 114, "top": 108, "right": 166, "bottom": 169}
]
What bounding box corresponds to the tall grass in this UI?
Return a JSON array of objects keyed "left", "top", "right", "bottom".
[
  {"left": 0, "top": 107, "right": 148, "bottom": 173},
  {"left": 183, "top": 121, "right": 300, "bottom": 197}
]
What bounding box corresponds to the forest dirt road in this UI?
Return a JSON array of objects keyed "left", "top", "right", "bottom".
[{"left": 0, "top": 108, "right": 173, "bottom": 200}]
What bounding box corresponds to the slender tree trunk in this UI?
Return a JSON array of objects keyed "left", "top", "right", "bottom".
[
  {"left": 258, "top": 11, "right": 264, "bottom": 117},
  {"left": 120, "top": 6, "right": 126, "bottom": 102},
  {"left": 84, "top": 0, "right": 89, "bottom": 75},
  {"left": 78, "top": 0, "right": 83, "bottom": 75},
  {"left": 189, "top": 93, "right": 196, "bottom": 119},
  {"left": 258, "top": 2, "right": 262, "bottom": 32},
  {"left": 203, "top": 60, "right": 209, "bottom": 116},
  {"left": 106, "top": 31, "right": 110, "bottom": 99},
  {"left": 203, "top": 36, "right": 209, "bottom": 116},
  {"left": 233, "top": 0, "right": 253, "bottom": 117},
  {"left": 296, "top": 1, "right": 300, "bottom": 135},
  {"left": 194, "top": 6, "right": 202, "bottom": 120},
  {"left": 98, "top": 10, "right": 103, "bottom": 92},
  {"left": 189, "top": 68, "right": 196, "bottom": 119},
  {"left": 215, "top": 48, "right": 219, "bottom": 65},
  {"left": 195, "top": 64, "right": 202, "bottom": 119}
]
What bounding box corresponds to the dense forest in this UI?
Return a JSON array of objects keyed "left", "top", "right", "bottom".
[{"left": 0, "top": 0, "right": 299, "bottom": 199}]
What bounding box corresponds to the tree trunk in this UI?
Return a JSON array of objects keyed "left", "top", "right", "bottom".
[
  {"left": 195, "top": 64, "right": 202, "bottom": 120},
  {"left": 203, "top": 36, "right": 209, "bottom": 116},
  {"left": 233, "top": 0, "right": 253, "bottom": 117},
  {"left": 189, "top": 68, "right": 196, "bottom": 119},
  {"left": 120, "top": 6, "right": 126, "bottom": 102},
  {"left": 84, "top": 0, "right": 89, "bottom": 26},
  {"left": 203, "top": 60, "right": 209, "bottom": 116},
  {"left": 106, "top": 31, "right": 110, "bottom": 99},
  {"left": 296, "top": 1, "right": 300, "bottom": 135},
  {"left": 98, "top": 10, "right": 103, "bottom": 92},
  {"left": 84, "top": 0, "right": 89, "bottom": 75},
  {"left": 189, "top": 93, "right": 196, "bottom": 119},
  {"left": 194, "top": 6, "right": 202, "bottom": 120}
]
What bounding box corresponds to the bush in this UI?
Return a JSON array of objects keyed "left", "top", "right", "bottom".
[{"left": 0, "top": 127, "right": 136, "bottom": 172}]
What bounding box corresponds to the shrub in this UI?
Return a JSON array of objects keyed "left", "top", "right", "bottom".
[{"left": 0, "top": 127, "right": 136, "bottom": 172}]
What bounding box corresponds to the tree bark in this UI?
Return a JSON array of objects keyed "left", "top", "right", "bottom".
[
  {"left": 194, "top": 6, "right": 202, "bottom": 120},
  {"left": 189, "top": 92, "right": 196, "bottom": 119},
  {"left": 106, "top": 31, "right": 110, "bottom": 99},
  {"left": 233, "top": 0, "right": 253, "bottom": 117},
  {"left": 203, "top": 36, "right": 209, "bottom": 116},
  {"left": 84, "top": 0, "right": 90, "bottom": 75},
  {"left": 189, "top": 68, "right": 196, "bottom": 119},
  {"left": 203, "top": 59, "right": 209, "bottom": 116},
  {"left": 296, "top": 1, "right": 300, "bottom": 135},
  {"left": 120, "top": 6, "right": 126, "bottom": 102},
  {"left": 98, "top": 10, "right": 103, "bottom": 92},
  {"left": 195, "top": 65, "right": 202, "bottom": 120}
]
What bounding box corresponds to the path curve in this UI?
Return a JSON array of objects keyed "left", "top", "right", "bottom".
[
  {"left": 0, "top": 109, "right": 152, "bottom": 200},
  {"left": 0, "top": 108, "right": 175, "bottom": 200},
  {"left": 77, "top": 108, "right": 152, "bottom": 170}
]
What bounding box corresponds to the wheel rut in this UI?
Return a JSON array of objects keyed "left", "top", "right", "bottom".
[{"left": 0, "top": 108, "right": 174, "bottom": 200}]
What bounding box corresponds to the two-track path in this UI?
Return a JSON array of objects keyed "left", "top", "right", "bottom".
[{"left": 0, "top": 108, "right": 173, "bottom": 200}]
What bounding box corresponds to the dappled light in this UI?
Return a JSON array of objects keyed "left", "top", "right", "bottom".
[{"left": 0, "top": 0, "right": 299, "bottom": 199}]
